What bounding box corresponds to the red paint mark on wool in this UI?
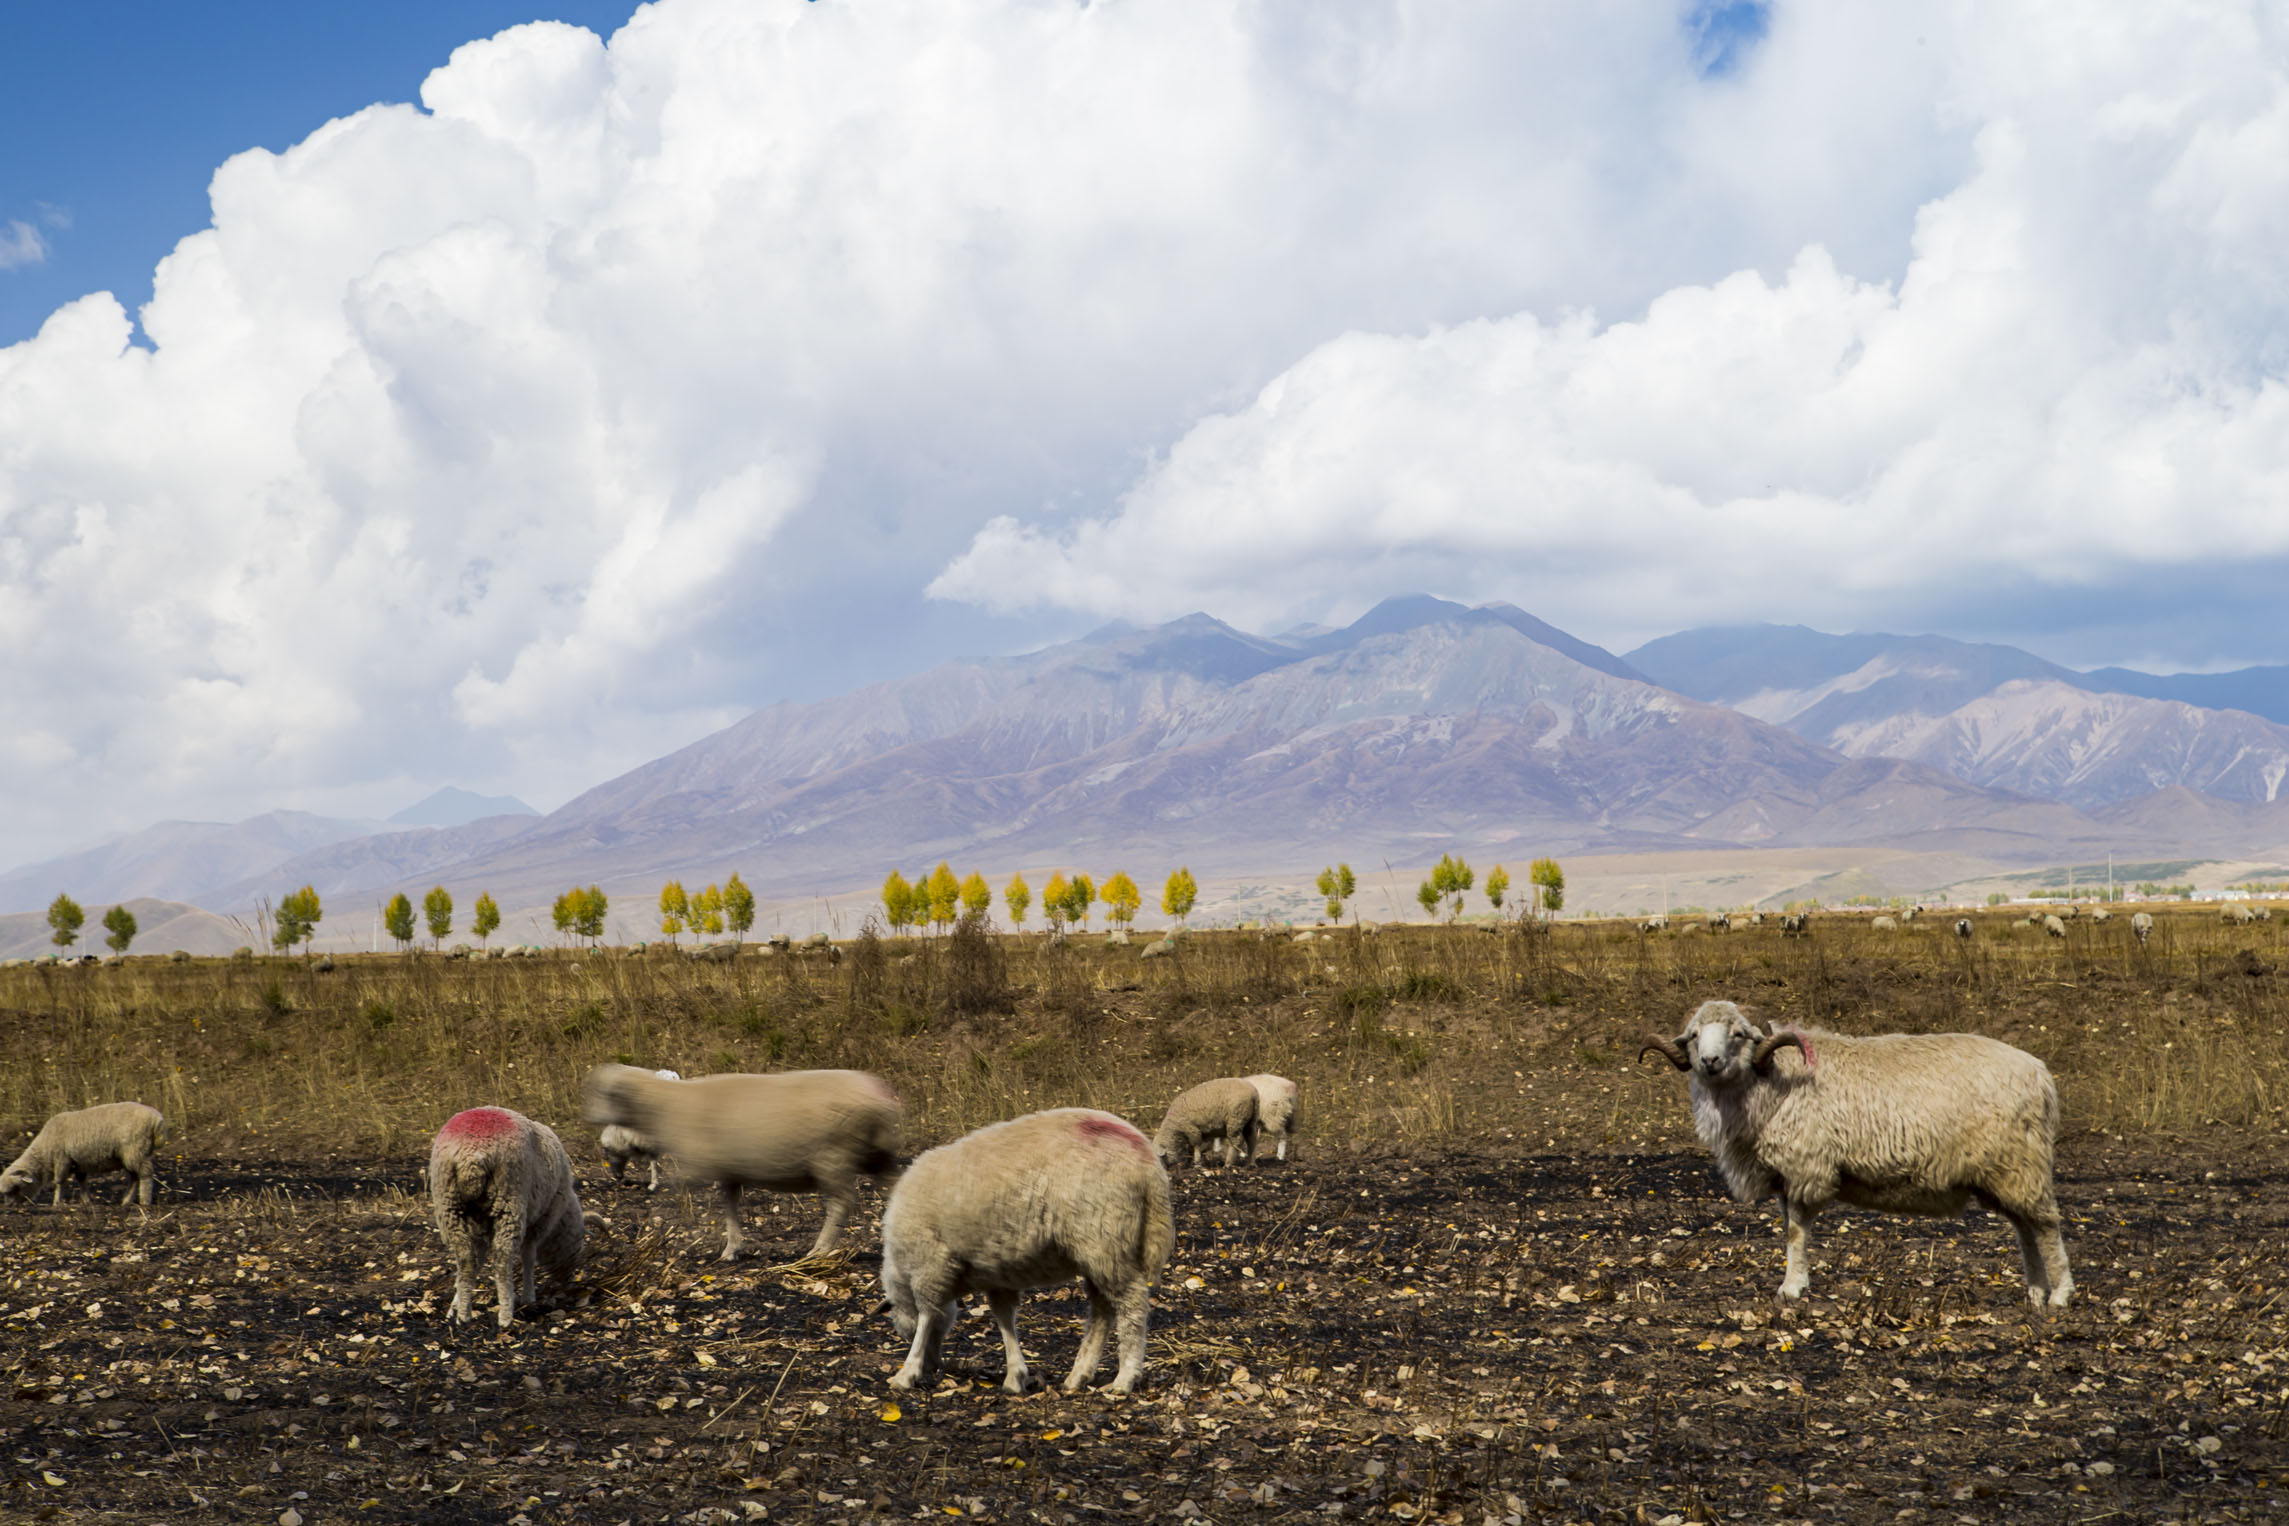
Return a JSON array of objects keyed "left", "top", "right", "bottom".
[
  {"left": 1076, "top": 1115, "right": 1148, "bottom": 1155},
  {"left": 439, "top": 1107, "right": 520, "bottom": 1143},
  {"left": 1796, "top": 1033, "right": 1818, "bottom": 1070}
]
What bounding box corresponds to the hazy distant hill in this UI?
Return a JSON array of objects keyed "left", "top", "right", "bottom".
[
  {"left": 0, "top": 811, "right": 396, "bottom": 916},
  {"left": 1629, "top": 626, "right": 2289, "bottom": 808},
  {"left": 388, "top": 787, "right": 537, "bottom": 828},
  {"left": 209, "top": 597, "right": 2165, "bottom": 920},
  {"left": 0, "top": 897, "right": 247, "bottom": 959}
]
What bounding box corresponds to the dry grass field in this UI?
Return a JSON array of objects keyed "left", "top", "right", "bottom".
[{"left": 3, "top": 909, "right": 2287, "bottom": 1524}]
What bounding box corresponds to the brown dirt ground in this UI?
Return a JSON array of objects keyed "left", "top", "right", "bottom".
[{"left": 4, "top": 1133, "right": 2287, "bottom": 1525}]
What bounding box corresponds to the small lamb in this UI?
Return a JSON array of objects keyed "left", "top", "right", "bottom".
[
  {"left": 428, "top": 1106, "right": 585, "bottom": 1330},
  {"left": 597, "top": 1069, "right": 681, "bottom": 1188},
  {"left": 0, "top": 1102, "right": 169, "bottom": 1207},
  {"left": 1243, "top": 1074, "right": 1301, "bottom": 1162},
  {"left": 880, "top": 1108, "right": 1174, "bottom": 1394},
  {"left": 1155, "top": 1077, "right": 1261, "bottom": 1169}
]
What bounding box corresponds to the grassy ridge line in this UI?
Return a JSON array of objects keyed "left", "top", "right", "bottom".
[{"left": 1, "top": 912, "right": 2285, "bottom": 1159}]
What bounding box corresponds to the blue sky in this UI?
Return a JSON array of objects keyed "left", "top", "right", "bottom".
[
  {"left": 3, "top": 1, "right": 2287, "bottom": 865},
  {"left": 0, "top": 3, "right": 635, "bottom": 346}
]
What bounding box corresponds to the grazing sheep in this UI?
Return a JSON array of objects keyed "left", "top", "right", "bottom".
[
  {"left": 1780, "top": 914, "right": 1809, "bottom": 936},
  {"left": 1953, "top": 918, "right": 1974, "bottom": 939},
  {"left": 428, "top": 1107, "right": 585, "bottom": 1329},
  {"left": 2131, "top": 912, "right": 2154, "bottom": 944},
  {"left": 1140, "top": 937, "right": 1176, "bottom": 960},
  {"left": 1640, "top": 916, "right": 1669, "bottom": 933},
  {"left": 2223, "top": 903, "right": 2257, "bottom": 926},
  {"left": 598, "top": 1069, "right": 682, "bottom": 1189},
  {"left": 2090, "top": 907, "right": 2111, "bottom": 924},
  {"left": 1154, "top": 1077, "right": 1261, "bottom": 1169},
  {"left": 1870, "top": 915, "right": 1897, "bottom": 932},
  {"left": 1640, "top": 1001, "right": 2071, "bottom": 1307},
  {"left": 0, "top": 1102, "right": 169, "bottom": 1207},
  {"left": 2043, "top": 915, "right": 2067, "bottom": 938},
  {"left": 880, "top": 1108, "right": 1174, "bottom": 1394},
  {"left": 1243, "top": 1074, "right": 1301, "bottom": 1162},
  {"left": 1748, "top": 912, "right": 1766, "bottom": 926},
  {"left": 581, "top": 1064, "right": 902, "bottom": 1260},
  {"left": 1706, "top": 913, "right": 1730, "bottom": 933},
  {"left": 1899, "top": 906, "right": 1919, "bottom": 922}
]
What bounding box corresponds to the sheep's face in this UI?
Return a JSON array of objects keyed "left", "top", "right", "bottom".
[
  {"left": 1680, "top": 1001, "right": 1765, "bottom": 1087},
  {"left": 0, "top": 1166, "right": 33, "bottom": 1199}
]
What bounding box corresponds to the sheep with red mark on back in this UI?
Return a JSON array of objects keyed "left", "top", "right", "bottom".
[
  {"left": 880, "top": 1108, "right": 1174, "bottom": 1395},
  {"left": 428, "top": 1106, "right": 585, "bottom": 1329}
]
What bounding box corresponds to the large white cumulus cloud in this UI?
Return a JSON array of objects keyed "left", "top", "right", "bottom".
[
  {"left": 934, "top": 2, "right": 2289, "bottom": 653},
  {"left": 7, "top": 0, "right": 1938, "bottom": 861},
  {"left": 8, "top": 0, "right": 2255, "bottom": 866}
]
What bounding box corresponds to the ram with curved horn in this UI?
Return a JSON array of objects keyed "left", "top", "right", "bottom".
[{"left": 1639, "top": 1000, "right": 2073, "bottom": 1308}]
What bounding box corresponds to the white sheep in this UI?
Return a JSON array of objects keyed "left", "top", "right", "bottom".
[
  {"left": 1640, "top": 916, "right": 1669, "bottom": 933},
  {"left": 1780, "top": 914, "right": 1809, "bottom": 935},
  {"left": 0, "top": 1102, "right": 169, "bottom": 1207},
  {"left": 2043, "top": 914, "right": 2067, "bottom": 938},
  {"left": 1706, "top": 912, "right": 1730, "bottom": 933},
  {"left": 879, "top": 1108, "right": 1174, "bottom": 1394},
  {"left": 2222, "top": 903, "right": 2257, "bottom": 926},
  {"left": 597, "top": 1069, "right": 681, "bottom": 1189},
  {"left": 1953, "top": 918, "right": 1974, "bottom": 939},
  {"left": 581, "top": 1064, "right": 902, "bottom": 1260},
  {"left": 428, "top": 1106, "right": 586, "bottom": 1329},
  {"left": 2131, "top": 912, "right": 2154, "bottom": 944},
  {"left": 2090, "top": 907, "right": 2111, "bottom": 923},
  {"left": 1870, "top": 915, "right": 1897, "bottom": 932},
  {"left": 1243, "top": 1074, "right": 1301, "bottom": 1162},
  {"left": 1154, "top": 1077, "right": 1261, "bottom": 1169},
  {"left": 1640, "top": 1000, "right": 2072, "bottom": 1307}
]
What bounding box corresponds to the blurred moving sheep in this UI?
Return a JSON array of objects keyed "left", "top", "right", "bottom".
[{"left": 582, "top": 1064, "right": 902, "bottom": 1260}]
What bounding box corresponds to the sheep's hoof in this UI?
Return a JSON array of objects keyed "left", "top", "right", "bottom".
[
  {"left": 887, "top": 1369, "right": 923, "bottom": 1391},
  {"left": 1001, "top": 1371, "right": 1038, "bottom": 1396}
]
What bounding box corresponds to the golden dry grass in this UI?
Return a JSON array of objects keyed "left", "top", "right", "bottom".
[{"left": 3, "top": 906, "right": 2285, "bottom": 1158}]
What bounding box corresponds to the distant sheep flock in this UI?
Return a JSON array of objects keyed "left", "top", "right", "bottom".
[{"left": 18, "top": 897, "right": 2267, "bottom": 1393}]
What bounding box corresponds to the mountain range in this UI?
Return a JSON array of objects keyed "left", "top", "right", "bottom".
[{"left": 12, "top": 598, "right": 2289, "bottom": 939}]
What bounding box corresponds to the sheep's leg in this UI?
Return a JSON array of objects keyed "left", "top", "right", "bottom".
[
  {"left": 889, "top": 1287, "right": 957, "bottom": 1390},
  {"left": 1779, "top": 1199, "right": 1817, "bottom": 1300},
  {"left": 1064, "top": 1284, "right": 1115, "bottom": 1392},
  {"left": 491, "top": 1213, "right": 524, "bottom": 1329},
  {"left": 119, "top": 1173, "right": 139, "bottom": 1207},
  {"left": 1108, "top": 1283, "right": 1153, "bottom": 1393},
  {"left": 808, "top": 1175, "right": 857, "bottom": 1258},
  {"left": 137, "top": 1165, "right": 154, "bottom": 1207},
  {"left": 1274, "top": 1128, "right": 1289, "bottom": 1163},
  {"left": 986, "top": 1288, "right": 1035, "bottom": 1393},
  {"left": 449, "top": 1223, "right": 485, "bottom": 1323},
  {"left": 2010, "top": 1208, "right": 2074, "bottom": 1308},
  {"left": 718, "top": 1182, "right": 744, "bottom": 1261},
  {"left": 646, "top": 1159, "right": 661, "bottom": 1191},
  {"left": 521, "top": 1236, "right": 539, "bottom": 1311},
  {"left": 889, "top": 1307, "right": 940, "bottom": 1390}
]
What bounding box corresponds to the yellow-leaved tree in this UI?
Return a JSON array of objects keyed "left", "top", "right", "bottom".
[
  {"left": 1005, "top": 872, "right": 1032, "bottom": 930},
  {"left": 925, "top": 862, "right": 962, "bottom": 931},
  {"left": 1101, "top": 871, "right": 1141, "bottom": 928},
  {"left": 959, "top": 871, "right": 993, "bottom": 921},
  {"left": 1162, "top": 866, "right": 1198, "bottom": 927},
  {"left": 659, "top": 880, "right": 690, "bottom": 943}
]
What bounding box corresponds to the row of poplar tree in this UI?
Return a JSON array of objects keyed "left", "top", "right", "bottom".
[{"left": 879, "top": 865, "right": 1201, "bottom": 932}]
